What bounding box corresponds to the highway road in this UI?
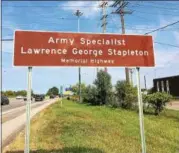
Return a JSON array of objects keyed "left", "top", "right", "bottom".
[
  {"left": 1, "top": 97, "right": 51, "bottom": 123},
  {"left": 2, "top": 97, "right": 49, "bottom": 112},
  {"left": 2, "top": 98, "right": 35, "bottom": 113}
]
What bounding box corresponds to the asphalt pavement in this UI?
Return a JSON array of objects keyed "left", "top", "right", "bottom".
[
  {"left": 2, "top": 98, "right": 35, "bottom": 113},
  {"left": 1, "top": 97, "right": 50, "bottom": 123}
]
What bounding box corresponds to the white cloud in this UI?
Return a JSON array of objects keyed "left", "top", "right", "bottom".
[
  {"left": 2, "top": 20, "right": 18, "bottom": 34},
  {"left": 2, "top": 41, "right": 14, "bottom": 53},
  {"left": 159, "top": 16, "right": 179, "bottom": 27},
  {"left": 60, "top": 1, "right": 102, "bottom": 18},
  {"left": 155, "top": 48, "right": 179, "bottom": 67},
  {"left": 173, "top": 31, "right": 179, "bottom": 45}
]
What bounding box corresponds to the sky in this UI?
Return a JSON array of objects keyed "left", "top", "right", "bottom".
[{"left": 2, "top": 1, "right": 179, "bottom": 94}]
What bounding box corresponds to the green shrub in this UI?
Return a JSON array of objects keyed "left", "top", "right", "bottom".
[
  {"left": 147, "top": 87, "right": 155, "bottom": 94},
  {"left": 83, "top": 85, "right": 99, "bottom": 105},
  {"left": 115, "top": 80, "right": 137, "bottom": 109},
  {"left": 144, "top": 92, "right": 172, "bottom": 115},
  {"left": 108, "top": 92, "right": 119, "bottom": 108},
  {"left": 70, "top": 95, "right": 79, "bottom": 102}
]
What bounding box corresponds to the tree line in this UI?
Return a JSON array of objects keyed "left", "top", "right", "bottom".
[
  {"left": 2, "top": 90, "right": 28, "bottom": 97},
  {"left": 2, "top": 87, "right": 59, "bottom": 98}
]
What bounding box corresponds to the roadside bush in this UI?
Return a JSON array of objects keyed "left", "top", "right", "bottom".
[
  {"left": 83, "top": 85, "right": 99, "bottom": 105},
  {"left": 115, "top": 80, "right": 137, "bottom": 109},
  {"left": 144, "top": 92, "right": 172, "bottom": 115},
  {"left": 143, "top": 94, "right": 153, "bottom": 113},
  {"left": 108, "top": 92, "right": 119, "bottom": 108},
  {"left": 147, "top": 87, "right": 155, "bottom": 94},
  {"left": 71, "top": 95, "right": 79, "bottom": 102}
]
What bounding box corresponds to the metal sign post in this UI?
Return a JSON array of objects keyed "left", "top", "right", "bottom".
[
  {"left": 136, "top": 67, "right": 146, "bottom": 153},
  {"left": 25, "top": 67, "right": 32, "bottom": 153},
  {"left": 60, "top": 86, "right": 63, "bottom": 107}
]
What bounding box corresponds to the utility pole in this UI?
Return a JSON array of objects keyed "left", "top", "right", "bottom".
[
  {"left": 99, "top": 0, "right": 108, "bottom": 73},
  {"left": 130, "top": 69, "right": 134, "bottom": 86},
  {"left": 144, "top": 75, "right": 147, "bottom": 90},
  {"left": 74, "top": 10, "right": 83, "bottom": 103},
  {"left": 111, "top": 0, "right": 132, "bottom": 84}
]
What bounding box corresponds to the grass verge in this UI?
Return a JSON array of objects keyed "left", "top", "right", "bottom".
[{"left": 3, "top": 100, "right": 179, "bottom": 153}]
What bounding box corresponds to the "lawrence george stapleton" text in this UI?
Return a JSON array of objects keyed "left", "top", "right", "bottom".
[{"left": 20, "top": 36, "right": 149, "bottom": 57}]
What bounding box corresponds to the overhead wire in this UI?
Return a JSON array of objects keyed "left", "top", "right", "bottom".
[
  {"left": 144, "top": 20, "right": 179, "bottom": 35},
  {"left": 2, "top": 5, "right": 101, "bottom": 8},
  {"left": 154, "top": 42, "right": 179, "bottom": 48},
  {"left": 129, "top": 3, "right": 179, "bottom": 11}
]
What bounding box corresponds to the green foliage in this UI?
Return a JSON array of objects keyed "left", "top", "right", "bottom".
[
  {"left": 115, "top": 80, "right": 137, "bottom": 109},
  {"left": 82, "top": 70, "right": 113, "bottom": 105},
  {"left": 71, "top": 83, "right": 86, "bottom": 96},
  {"left": 2, "top": 90, "right": 28, "bottom": 97},
  {"left": 147, "top": 87, "right": 155, "bottom": 94},
  {"left": 3, "top": 90, "right": 15, "bottom": 97},
  {"left": 70, "top": 95, "right": 79, "bottom": 102},
  {"left": 93, "top": 70, "right": 113, "bottom": 105},
  {"left": 47, "top": 87, "right": 59, "bottom": 96},
  {"left": 83, "top": 85, "right": 98, "bottom": 105},
  {"left": 15, "top": 90, "right": 27, "bottom": 97},
  {"left": 143, "top": 92, "right": 173, "bottom": 115}
]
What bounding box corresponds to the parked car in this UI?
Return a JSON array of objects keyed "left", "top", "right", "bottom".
[
  {"left": 16, "top": 95, "right": 24, "bottom": 100},
  {"left": 50, "top": 94, "right": 55, "bottom": 99},
  {"left": 34, "top": 94, "right": 45, "bottom": 101},
  {"left": 1, "top": 95, "right": 10, "bottom": 105}
]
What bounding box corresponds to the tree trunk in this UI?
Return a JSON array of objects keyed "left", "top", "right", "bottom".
[{"left": 155, "top": 108, "right": 160, "bottom": 116}]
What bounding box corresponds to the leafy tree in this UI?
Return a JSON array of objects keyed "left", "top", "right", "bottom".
[
  {"left": 47, "top": 87, "right": 59, "bottom": 96},
  {"left": 93, "top": 70, "right": 113, "bottom": 105},
  {"left": 143, "top": 92, "right": 172, "bottom": 115},
  {"left": 71, "top": 83, "right": 86, "bottom": 96},
  {"left": 83, "top": 85, "right": 98, "bottom": 105},
  {"left": 115, "top": 80, "right": 137, "bottom": 109},
  {"left": 15, "top": 90, "right": 27, "bottom": 96},
  {"left": 4, "top": 90, "right": 15, "bottom": 97},
  {"left": 147, "top": 87, "right": 155, "bottom": 94}
]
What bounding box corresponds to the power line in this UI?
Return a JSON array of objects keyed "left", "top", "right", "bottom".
[
  {"left": 134, "top": 10, "right": 179, "bottom": 17},
  {"left": 2, "top": 51, "right": 12, "bottom": 54},
  {"left": 144, "top": 20, "right": 179, "bottom": 35},
  {"left": 134, "top": 3, "right": 179, "bottom": 11},
  {"left": 154, "top": 42, "right": 179, "bottom": 48},
  {"left": 2, "top": 5, "right": 101, "bottom": 8},
  {"left": 1, "top": 39, "right": 13, "bottom": 41}
]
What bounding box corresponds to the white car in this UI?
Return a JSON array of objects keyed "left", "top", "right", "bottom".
[{"left": 16, "top": 96, "right": 24, "bottom": 99}]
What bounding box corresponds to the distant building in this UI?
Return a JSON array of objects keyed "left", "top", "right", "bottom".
[{"left": 153, "top": 75, "right": 179, "bottom": 97}]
